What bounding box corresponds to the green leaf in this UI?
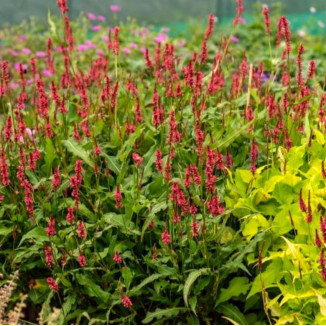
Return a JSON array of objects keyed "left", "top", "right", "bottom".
[
  {"left": 216, "top": 277, "right": 250, "bottom": 305},
  {"left": 217, "top": 303, "right": 247, "bottom": 325},
  {"left": 0, "top": 226, "right": 13, "bottom": 236},
  {"left": 122, "top": 267, "right": 133, "bottom": 290},
  {"left": 215, "top": 121, "right": 253, "bottom": 150},
  {"left": 18, "top": 227, "right": 48, "bottom": 247},
  {"left": 62, "top": 293, "right": 77, "bottom": 316},
  {"left": 102, "top": 154, "right": 120, "bottom": 175},
  {"left": 142, "top": 307, "right": 187, "bottom": 324},
  {"left": 47, "top": 10, "right": 57, "bottom": 38},
  {"left": 44, "top": 138, "right": 57, "bottom": 174},
  {"left": 129, "top": 274, "right": 163, "bottom": 296},
  {"left": 62, "top": 139, "right": 94, "bottom": 168},
  {"left": 75, "top": 274, "right": 109, "bottom": 303},
  {"left": 183, "top": 268, "right": 210, "bottom": 307}
]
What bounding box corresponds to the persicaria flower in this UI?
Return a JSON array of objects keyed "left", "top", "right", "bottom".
[
  {"left": 204, "top": 13, "right": 215, "bottom": 40},
  {"left": 299, "top": 188, "right": 307, "bottom": 213},
  {"left": 184, "top": 164, "right": 201, "bottom": 188},
  {"left": 77, "top": 220, "right": 87, "bottom": 238},
  {"left": 52, "top": 168, "right": 61, "bottom": 191},
  {"left": 94, "top": 146, "right": 101, "bottom": 156},
  {"left": 306, "top": 190, "right": 312, "bottom": 223},
  {"left": 262, "top": 5, "right": 270, "bottom": 35},
  {"left": 148, "top": 219, "right": 155, "bottom": 230},
  {"left": 113, "top": 252, "right": 122, "bottom": 264},
  {"left": 121, "top": 296, "right": 132, "bottom": 308},
  {"left": 115, "top": 185, "right": 123, "bottom": 208},
  {"left": 161, "top": 228, "right": 171, "bottom": 244},
  {"left": 57, "top": 0, "right": 68, "bottom": 14},
  {"left": 207, "top": 195, "right": 224, "bottom": 216},
  {"left": 250, "top": 139, "right": 259, "bottom": 173},
  {"left": 191, "top": 218, "right": 199, "bottom": 237},
  {"left": 233, "top": 0, "right": 243, "bottom": 27},
  {"left": 315, "top": 229, "right": 322, "bottom": 247},
  {"left": 277, "top": 16, "right": 291, "bottom": 54},
  {"left": 132, "top": 152, "right": 143, "bottom": 167},
  {"left": 46, "top": 216, "right": 56, "bottom": 237},
  {"left": 319, "top": 249, "right": 326, "bottom": 281},
  {"left": 78, "top": 252, "right": 86, "bottom": 267},
  {"left": 44, "top": 245, "right": 53, "bottom": 267},
  {"left": 308, "top": 60, "right": 316, "bottom": 79},
  {"left": 172, "top": 211, "right": 180, "bottom": 223},
  {"left": 0, "top": 150, "right": 10, "bottom": 186},
  {"left": 46, "top": 277, "right": 58, "bottom": 292},
  {"left": 4, "top": 117, "right": 12, "bottom": 141},
  {"left": 66, "top": 206, "right": 75, "bottom": 223},
  {"left": 155, "top": 150, "right": 163, "bottom": 173}
]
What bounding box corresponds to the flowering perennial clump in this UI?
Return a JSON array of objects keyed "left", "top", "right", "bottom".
[{"left": 1, "top": 0, "right": 326, "bottom": 324}]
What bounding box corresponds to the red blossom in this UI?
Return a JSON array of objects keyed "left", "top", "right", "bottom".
[
  {"left": 161, "top": 228, "right": 171, "bottom": 244},
  {"left": 113, "top": 252, "right": 122, "bottom": 264},
  {"left": 121, "top": 296, "right": 132, "bottom": 308},
  {"left": 47, "top": 277, "right": 59, "bottom": 292},
  {"left": 132, "top": 152, "right": 143, "bottom": 167}
]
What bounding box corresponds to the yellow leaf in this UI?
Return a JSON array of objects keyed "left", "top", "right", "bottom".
[
  {"left": 314, "top": 129, "right": 325, "bottom": 145},
  {"left": 315, "top": 291, "right": 326, "bottom": 316}
]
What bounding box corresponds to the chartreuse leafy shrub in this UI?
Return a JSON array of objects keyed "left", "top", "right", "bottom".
[
  {"left": 226, "top": 130, "right": 326, "bottom": 325},
  {"left": 1, "top": 0, "right": 326, "bottom": 324}
]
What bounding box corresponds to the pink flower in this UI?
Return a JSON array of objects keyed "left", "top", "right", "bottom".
[
  {"left": 21, "top": 48, "right": 31, "bottom": 55},
  {"left": 9, "top": 50, "right": 19, "bottom": 56},
  {"left": 25, "top": 128, "right": 36, "bottom": 140},
  {"left": 46, "top": 216, "right": 56, "bottom": 237},
  {"left": 77, "top": 220, "right": 87, "bottom": 238},
  {"left": 92, "top": 25, "right": 101, "bottom": 32},
  {"left": 19, "top": 35, "right": 27, "bottom": 41},
  {"left": 121, "top": 296, "right": 132, "bottom": 308},
  {"left": 115, "top": 185, "right": 123, "bottom": 209},
  {"left": 9, "top": 82, "right": 19, "bottom": 89},
  {"left": 132, "top": 152, "right": 143, "bottom": 167},
  {"left": 130, "top": 43, "right": 138, "bottom": 49},
  {"left": 178, "top": 41, "right": 186, "bottom": 47},
  {"left": 47, "top": 277, "right": 58, "bottom": 292},
  {"left": 102, "top": 35, "right": 109, "bottom": 42},
  {"left": 78, "top": 253, "right": 87, "bottom": 267},
  {"left": 97, "top": 15, "right": 105, "bottom": 21},
  {"left": 66, "top": 206, "right": 75, "bottom": 223},
  {"left": 52, "top": 169, "right": 61, "bottom": 191},
  {"left": 140, "top": 47, "right": 146, "bottom": 54},
  {"left": 43, "top": 69, "right": 53, "bottom": 77},
  {"left": 85, "top": 40, "right": 96, "bottom": 48},
  {"left": 230, "top": 35, "right": 239, "bottom": 43},
  {"left": 77, "top": 44, "right": 88, "bottom": 51},
  {"left": 36, "top": 51, "right": 46, "bottom": 58},
  {"left": 161, "top": 229, "right": 171, "bottom": 244},
  {"left": 139, "top": 28, "right": 149, "bottom": 37},
  {"left": 14, "top": 63, "right": 28, "bottom": 71},
  {"left": 154, "top": 33, "right": 168, "bottom": 44},
  {"left": 97, "top": 49, "right": 104, "bottom": 55},
  {"left": 123, "top": 47, "right": 131, "bottom": 54},
  {"left": 113, "top": 252, "right": 122, "bottom": 264},
  {"left": 110, "top": 5, "right": 121, "bottom": 12},
  {"left": 87, "top": 12, "right": 96, "bottom": 20},
  {"left": 238, "top": 17, "right": 246, "bottom": 24},
  {"left": 94, "top": 146, "right": 101, "bottom": 155}
]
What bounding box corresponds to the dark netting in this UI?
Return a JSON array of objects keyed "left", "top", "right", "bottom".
[{"left": 0, "top": 0, "right": 325, "bottom": 34}]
